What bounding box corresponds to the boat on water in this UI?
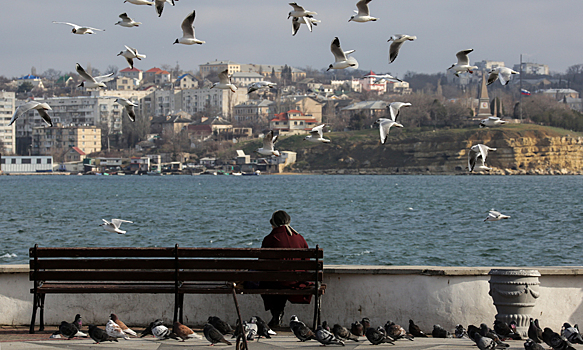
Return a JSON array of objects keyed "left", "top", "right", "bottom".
[{"left": 242, "top": 170, "right": 261, "bottom": 176}]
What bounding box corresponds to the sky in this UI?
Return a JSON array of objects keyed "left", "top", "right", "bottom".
[{"left": 3, "top": 0, "right": 583, "bottom": 79}]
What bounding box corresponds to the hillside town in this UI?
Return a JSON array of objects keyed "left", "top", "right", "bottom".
[{"left": 1, "top": 58, "right": 582, "bottom": 175}]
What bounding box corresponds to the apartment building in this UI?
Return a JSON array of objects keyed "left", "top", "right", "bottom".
[
  {"left": 32, "top": 125, "right": 101, "bottom": 157},
  {"left": 0, "top": 91, "right": 15, "bottom": 154}
]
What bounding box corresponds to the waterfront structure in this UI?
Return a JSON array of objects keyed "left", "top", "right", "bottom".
[
  {"left": 32, "top": 125, "right": 101, "bottom": 157},
  {"left": 0, "top": 155, "right": 53, "bottom": 173},
  {"left": 0, "top": 91, "right": 16, "bottom": 154},
  {"left": 64, "top": 146, "right": 86, "bottom": 162},
  {"left": 269, "top": 110, "right": 317, "bottom": 134}
]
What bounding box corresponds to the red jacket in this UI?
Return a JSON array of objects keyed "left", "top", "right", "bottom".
[{"left": 261, "top": 225, "right": 308, "bottom": 249}]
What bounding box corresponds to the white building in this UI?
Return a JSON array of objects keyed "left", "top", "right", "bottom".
[
  {"left": 0, "top": 91, "right": 15, "bottom": 154},
  {"left": 174, "top": 88, "right": 248, "bottom": 118},
  {"left": 1, "top": 155, "right": 53, "bottom": 173},
  {"left": 513, "top": 62, "right": 549, "bottom": 75}
]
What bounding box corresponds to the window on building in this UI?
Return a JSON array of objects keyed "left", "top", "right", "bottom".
[
  {"left": 47, "top": 158, "right": 52, "bottom": 164},
  {"left": 37, "top": 158, "right": 42, "bottom": 164},
  {"left": 11, "top": 158, "right": 16, "bottom": 164},
  {"left": 0, "top": 159, "right": 4, "bottom": 164}
]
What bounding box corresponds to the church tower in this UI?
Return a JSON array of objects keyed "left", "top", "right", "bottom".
[{"left": 476, "top": 73, "right": 492, "bottom": 117}]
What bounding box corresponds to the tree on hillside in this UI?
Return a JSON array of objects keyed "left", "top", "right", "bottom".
[{"left": 17, "top": 82, "right": 34, "bottom": 94}]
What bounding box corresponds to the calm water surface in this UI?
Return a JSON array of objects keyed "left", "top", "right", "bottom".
[{"left": 1, "top": 175, "right": 581, "bottom": 266}]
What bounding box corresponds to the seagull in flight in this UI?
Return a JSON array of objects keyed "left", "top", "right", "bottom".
[
  {"left": 374, "top": 118, "right": 403, "bottom": 144},
  {"left": 288, "top": 3, "right": 317, "bottom": 19},
  {"left": 115, "top": 13, "right": 141, "bottom": 27},
  {"left": 348, "top": 0, "right": 378, "bottom": 22},
  {"left": 484, "top": 210, "right": 510, "bottom": 222},
  {"left": 363, "top": 73, "right": 402, "bottom": 83},
  {"left": 256, "top": 130, "right": 280, "bottom": 156},
  {"left": 174, "top": 10, "right": 205, "bottom": 45},
  {"left": 117, "top": 46, "right": 146, "bottom": 69},
  {"left": 479, "top": 116, "right": 507, "bottom": 127},
  {"left": 52, "top": 21, "right": 104, "bottom": 35},
  {"left": 291, "top": 16, "right": 320, "bottom": 36},
  {"left": 210, "top": 69, "right": 237, "bottom": 92},
  {"left": 76, "top": 63, "right": 114, "bottom": 89},
  {"left": 387, "top": 102, "right": 411, "bottom": 122},
  {"left": 468, "top": 144, "right": 496, "bottom": 172},
  {"left": 304, "top": 124, "right": 330, "bottom": 143},
  {"left": 114, "top": 98, "right": 138, "bottom": 122},
  {"left": 100, "top": 219, "right": 133, "bottom": 234},
  {"left": 9, "top": 101, "right": 53, "bottom": 127},
  {"left": 387, "top": 34, "right": 416, "bottom": 64},
  {"left": 248, "top": 81, "right": 276, "bottom": 94},
  {"left": 124, "top": 0, "right": 154, "bottom": 5},
  {"left": 448, "top": 49, "right": 478, "bottom": 76},
  {"left": 327, "top": 37, "right": 358, "bottom": 71},
  {"left": 487, "top": 67, "right": 519, "bottom": 86},
  {"left": 155, "top": 0, "right": 174, "bottom": 17}
]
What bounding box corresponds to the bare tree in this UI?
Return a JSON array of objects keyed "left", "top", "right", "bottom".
[{"left": 105, "top": 65, "right": 119, "bottom": 76}]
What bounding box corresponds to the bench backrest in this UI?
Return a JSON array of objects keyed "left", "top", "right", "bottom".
[{"left": 29, "top": 245, "right": 323, "bottom": 284}]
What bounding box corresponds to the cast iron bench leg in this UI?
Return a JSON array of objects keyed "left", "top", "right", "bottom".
[
  {"left": 39, "top": 294, "right": 46, "bottom": 331},
  {"left": 231, "top": 286, "right": 248, "bottom": 350},
  {"left": 29, "top": 293, "right": 39, "bottom": 334}
]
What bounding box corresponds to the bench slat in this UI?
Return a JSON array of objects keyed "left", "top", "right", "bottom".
[{"left": 30, "top": 247, "right": 176, "bottom": 258}]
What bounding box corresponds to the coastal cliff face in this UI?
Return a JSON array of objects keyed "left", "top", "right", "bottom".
[{"left": 283, "top": 125, "right": 583, "bottom": 175}]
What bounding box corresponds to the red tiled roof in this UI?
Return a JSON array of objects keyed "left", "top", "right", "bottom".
[
  {"left": 287, "top": 109, "right": 304, "bottom": 115},
  {"left": 146, "top": 68, "right": 162, "bottom": 73},
  {"left": 72, "top": 147, "right": 86, "bottom": 155},
  {"left": 120, "top": 67, "right": 142, "bottom": 72},
  {"left": 156, "top": 70, "right": 170, "bottom": 75}
]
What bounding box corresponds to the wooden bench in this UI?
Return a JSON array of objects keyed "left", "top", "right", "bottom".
[{"left": 29, "top": 244, "right": 325, "bottom": 339}]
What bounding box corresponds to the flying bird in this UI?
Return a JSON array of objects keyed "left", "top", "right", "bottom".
[
  {"left": 448, "top": 49, "right": 478, "bottom": 76},
  {"left": 115, "top": 98, "right": 138, "bottom": 122},
  {"left": 88, "top": 324, "right": 118, "bottom": 344},
  {"left": 487, "top": 67, "right": 519, "bottom": 86},
  {"left": 291, "top": 16, "right": 320, "bottom": 36},
  {"left": 124, "top": 0, "right": 154, "bottom": 5},
  {"left": 304, "top": 124, "right": 330, "bottom": 143},
  {"left": 387, "top": 102, "right": 411, "bottom": 122},
  {"left": 210, "top": 69, "right": 237, "bottom": 92},
  {"left": 110, "top": 314, "right": 137, "bottom": 337},
  {"left": 173, "top": 321, "right": 202, "bottom": 341},
  {"left": 255, "top": 130, "right": 280, "bottom": 156},
  {"left": 349, "top": 0, "right": 378, "bottom": 22},
  {"left": 363, "top": 72, "right": 402, "bottom": 83},
  {"left": 174, "top": 10, "right": 205, "bottom": 45},
  {"left": 468, "top": 144, "right": 496, "bottom": 172},
  {"left": 203, "top": 323, "right": 232, "bottom": 345},
  {"left": 387, "top": 34, "right": 417, "bottom": 64},
  {"left": 115, "top": 13, "right": 141, "bottom": 27},
  {"left": 9, "top": 101, "right": 53, "bottom": 127},
  {"left": 52, "top": 21, "right": 104, "bottom": 35},
  {"left": 117, "top": 45, "right": 146, "bottom": 69},
  {"left": 328, "top": 37, "right": 358, "bottom": 71},
  {"left": 100, "top": 219, "right": 133, "bottom": 234},
  {"left": 374, "top": 117, "right": 403, "bottom": 144},
  {"left": 288, "top": 3, "right": 317, "bottom": 19},
  {"left": 480, "top": 116, "right": 508, "bottom": 127},
  {"left": 485, "top": 210, "right": 510, "bottom": 222},
  {"left": 247, "top": 81, "right": 276, "bottom": 94},
  {"left": 155, "top": 0, "right": 174, "bottom": 17},
  {"left": 76, "top": 63, "right": 114, "bottom": 89}
]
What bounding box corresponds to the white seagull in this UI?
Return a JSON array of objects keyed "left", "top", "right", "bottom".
[
  {"left": 348, "top": 0, "right": 378, "bottom": 22},
  {"left": 76, "top": 63, "right": 114, "bottom": 89},
  {"left": 387, "top": 102, "right": 412, "bottom": 122},
  {"left": 247, "top": 81, "right": 277, "bottom": 94},
  {"left": 291, "top": 16, "right": 320, "bottom": 36},
  {"left": 327, "top": 37, "right": 358, "bottom": 71},
  {"left": 117, "top": 45, "right": 146, "bottom": 69},
  {"left": 487, "top": 67, "right": 519, "bottom": 86},
  {"left": 484, "top": 210, "right": 510, "bottom": 222},
  {"left": 155, "top": 0, "right": 174, "bottom": 17},
  {"left": 210, "top": 69, "right": 237, "bottom": 92},
  {"left": 374, "top": 118, "right": 403, "bottom": 144},
  {"left": 468, "top": 144, "right": 496, "bottom": 172},
  {"left": 115, "top": 98, "right": 138, "bottom": 122},
  {"left": 9, "top": 101, "right": 53, "bottom": 127},
  {"left": 124, "top": 0, "right": 154, "bottom": 5},
  {"left": 304, "top": 124, "right": 330, "bottom": 143},
  {"left": 479, "top": 116, "right": 507, "bottom": 128},
  {"left": 174, "top": 10, "right": 205, "bottom": 45},
  {"left": 100, "top": 219, "right": 133, "bottom": 234},
  {"left": 52, "top": 21, "right": 104, "bottom": 35},
  {"left": 448, "top": 49, "right": 478, "bottom": 76},
  {"left": 115, "top": 13, "right": 141, "bottom": 27},
  {"left": 387, "top": 34, "right": 417, "bottom": 64},
  {"left": 363, "top": 73, "right": 402, "bottom": 83},
  {"left": 256, "top": 130, "right": 280, "bottom": 156},
  {"left": 288, "top": 3, "right": 317, "bottom": 19}
]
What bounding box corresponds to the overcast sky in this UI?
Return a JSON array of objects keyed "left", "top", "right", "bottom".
[{"left": 3, "top": 1, "right": 582, "bottom": 79}]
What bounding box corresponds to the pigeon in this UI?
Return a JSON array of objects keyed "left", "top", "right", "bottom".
[
  {"left": 327, "top": 37, "right": 359, "bottom": 71},
  {"left": 487, "top": 67, "right": 519, "bottom": 86},
  {"left": 432, "top": 324, "right": 451, "bottom": 338},
  {"left": 304, "top": 124, "right": 330, "bottom": 143},
  {"left": 9, "top": 101, "right": 53, "bottom": 127},
  {"left": 72, "top": 314, "right": 83, "bottom": 331},
  {"left": 494, "top": 320, "right": 521, "bottom": 340},
  {"left": 124, "top": 0, "right": 154, "bottom": 5},
  {"left": 52, "top": 21, "right": 104, "bottom": 34},
  {"left": 524, "top": 338, "right": 546, "bottom": 350},
  {"left": 361, "top": 318, "right": 371, "bottom": 333},
  {"left": 322, "top": 321, "right": 331, "bottom": 332},
  {"left": 49, "top": 331, "right": 62, "bottom": 339},
  {"left": 485, "top": 210, "right": 510, "bottom": 222},
  {"left": 100, "top": 218, "right": 133, "bottom": 234},
  {"left": 290, "top": 315, "right": 316, "bottom": 341},
  {"left": 60, "top": 320, "right": 86, "bottom": 339},
  {"left": 255, "top": 130, "right": 280, "bottom": 157},
  {"left": 155, "top": 0, "right": 174, "bottom": 17},
  {"left": 528, "top": 319, "right": 543, "bottom": 343},
  {"left": 409, "top": 319, "right": 428, "bottom": 337},
  {"left": 248, "top": 81, "right": 277, "bottom": 94},
  {"left": 210, "top": 69, "right": 237, "bottom": 92},
  {"left": 474, "top": 332, "right": 496, "bottom": 350},
  {"left": 374, "top": 117, "right": 403, "bottom": 144},
  {"left": 152, "top": 322, "right": 176, "bottom": 340},
  {"left": 204, "top": 323, "right": 232, "bottom": 345},
  {"left": 173, "top": 321, "right": 202, "bottom": 341},
  {"left": 508, "top": 321, "right": 522, "bottom": 339},
  {"left": 385, "top": 320, "right": 413, "bottom": 341},
  {"left": 543, "top": 327, "right": 576, "bottom": 350},
  {"left": 455, "top": 324, "right": 469, "bottom": 339},
  {"left": 480, "top": 116, "right": 508, "bottom": 127},
  {"left": 288, "top": 2, "right": 317, "bottom": 19},
  {"left": 387, "top": 102, "right": 411, "bottom": 122},
  {"left": 117, "top": 46, "right": 146, "bottom": 70},
  {"left": 316, "top": 325, "right": 345, "bottom": 346},
  {"left": 234, "top": 320, "right": 258, "bottom": 341},
  {"left": 468, "top": 144, "right": 496, "bottom": 172},
  {"left": 447, "top": 49, "right": 478, "bottom": 77},
  {"left": 174, "top": 10, "right": 205, "bottom": 45},
  {"left": 562, "top": 323, "right": 583, "bottom": 344},
  {"left": 115, "top": 98, "right": 138, "bottom": 122},
  {"left": 291, "top": 16, "right": 320, "bottom": 36},
  {"left": 141, "top": 319, "right": 163, "bottom": 337},
  {"left": 365, "top": 326, "right": 394, "bottom": 345},
  {"left": 351, "top": 321, "right": 364, "bottom": 336},
  {"left": 88, "top": 324, "right": 118, "bottom": 343},
  {"left": 208, "top": 316, "right": 234, "bottom": 335},
  {"left": 333, "top": 324, "right": 359, "bottom": 342},
  {"left": 253, "top": 316, "right": 273, "bottom": 339},
  {"left": 76, "top": 63, "right": 114, "bottom": 89},
  {"left": 115, "top": 13, "right": 141, "bottom": 27},
  {"left": 468, "top": 324, "right": 480, "bottom": 342},
  {"left": 348, "top": 0, "right": 378, "bottom": 22},
  {"left": 387, "top": 34, "right": 417, "bottom": 64},
  {"left": 106, "top": 319, "right": 129, "bottom": 340},
  {"left": 480, "top": 323, "right": 509, "bottom": 348},
  {"left": 109, "top": 314, "right": 136, "bottom": 337}
]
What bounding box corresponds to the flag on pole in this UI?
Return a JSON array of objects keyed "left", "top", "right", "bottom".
[{"left": 520, "top": 89, "right": 531, "bottom": 96}]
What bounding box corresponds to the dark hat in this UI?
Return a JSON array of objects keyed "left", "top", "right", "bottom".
[{"left": 270, "top": 210, "right": 291, "bottom": 227}]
